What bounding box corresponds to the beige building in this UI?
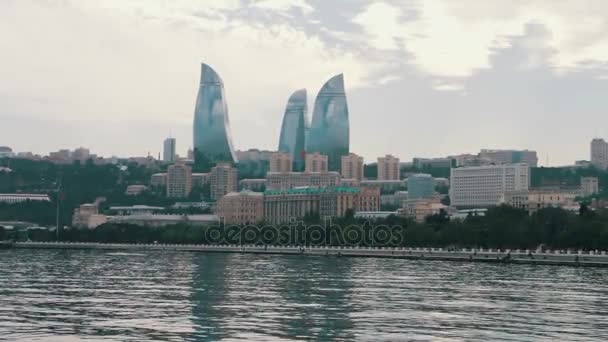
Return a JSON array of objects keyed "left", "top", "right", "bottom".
[
  {"left": 265, "top": 171, "right": 341, "bottom": 191},
  {"left": 192, "top": 173, "right": 210, "bottom": 188},
  {"left": 402, "top": 198, "right": 446, "bottom": 223},
  {"left": 358, "top": 186, "right": 381, "bottom": 212},
  {"left": 377, "top": 155, "right": 400, "bottom": 181},
  {"left": 150, "top": 173, "right": 167, "bottom": 188},
  {"left": 210, "top": 163, "right": 238, "bottom": 201},
  {"left": 341, "top": 153, "right": 364, "bottom": 181},
  {"left": 125, "top": 185, "right": 147, "bottom": 196},
  {"left": 72, "top": 203, "right": 107, "bottom": 229},
  {"left": 216, "top": 191, "right": 264, "bottom": 225},
  {"left": 166, "top": 163, "right": 192, "bottom": 198},
  {"left": 581, "top": 177, "right": 599, "bottom": 197},
  {"left": 591, "top": 138, "right": 608, "bottom": 170},
  {"left": 239, "top": 179, "right": 267, "bottom": 192},
  {"left": 502, "top": 189, "right": 578, "bottom": 214},
  {"left": 305, "top": 152, "right": 328, "bottom": 172},
  {"left": 270, "top": 152, "right": 293, "bottom": 173},
  {"left": 264, "top": 187, "right": 381, "bottom": 224}
]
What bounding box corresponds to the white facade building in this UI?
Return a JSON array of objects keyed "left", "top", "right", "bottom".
[{"left": 450, "top": 163, "right": 530, "bottom": 208}]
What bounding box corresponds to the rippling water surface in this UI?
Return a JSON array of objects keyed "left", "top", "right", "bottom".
[{"left": 1, "top": 249, "right": 608, "bottom": 341}]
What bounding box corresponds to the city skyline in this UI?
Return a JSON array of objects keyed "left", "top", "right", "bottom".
[{"left": 1, "top": 1, "right": 608, "bottom": 165}]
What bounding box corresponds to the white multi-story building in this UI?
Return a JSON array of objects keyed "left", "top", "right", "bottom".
[
  {"left": 270, "top": 152, "right": 293, "bottom": 173},
  {"left": 377, "top": 155, "right": 400, "bottom": 180},
  {"left": 341, "top": 153, "right": 364, "bottom": 181},
  {"left": 450, "top": 163, "right": 530, "bottom": 208},
  {"left": 305, "top": 152, "right": 328, "bottom": 173},
  {"left": 166, "top": 163, "right": 192, "bottom": 198},
  {"left": 591, "top": 138, "right": 608, "bottom": 170}
]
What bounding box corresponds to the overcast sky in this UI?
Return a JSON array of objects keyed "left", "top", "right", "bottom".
[{"left": 1, "top": 0, "right": 607, "bottom": 165}]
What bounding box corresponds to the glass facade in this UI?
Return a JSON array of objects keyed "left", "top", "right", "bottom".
[
  {"left": 278, "top": 89, "right": 308, "bottom": 171},
  {"left": 193, "top": 63, "right": 238, "bottom": 163},
  {"left": 307, "top": 74, "right": 350, "bottom": 171}
]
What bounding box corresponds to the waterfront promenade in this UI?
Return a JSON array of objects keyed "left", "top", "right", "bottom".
[{"left": 10, "top": 242, "right": 608, "bottom": 267}]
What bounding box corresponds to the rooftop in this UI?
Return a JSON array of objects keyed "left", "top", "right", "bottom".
[{"left": 264, "top": 187, "right": 361, "bottom": 196}]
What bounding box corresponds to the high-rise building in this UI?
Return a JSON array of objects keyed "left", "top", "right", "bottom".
[
  {"left": 341, "top": 153, "right": 364, "bottom": 181},
  {"left": 377, "top": 155, "right": 400, "bottom": 181},
  {"left": 407, "top": 174, "right": 436, "bottom": 200},
  {"left": 193, "top": 63, "right": 237, "bottom": 163},
  {"left": 581, "top": 177, "right": 599, "bottom": 197},
  {"left": 450, "top": 163, "right": 530, "bottom": 208},
  {"left": 305, "top": 152, "right": 328, "bottom": 173},
  {"left": 216, "top": 191, "right": 264, "bottom": 225},
  {"left": 278, "top": 89, "right": 308, "bottom": 171},
  {"left": 210, "top": 163, "right": 238, "bottom": 201},
  {"left": 307, "top": 74, "right": 349, "bottom": 171},
  {"left": 166, "top": 163, "right": 192, "bottom": 198},
  {"left": 591, "top": 138, "right": 608, "bottom": 170},
  {"left": 270, "top": 152, "right": 293, "bottom": 173},
  {"left": 479, "top": 149, "right": 538, "bottom": 167},
  {"left": 163, "top": 138, "right": 176, "bottom": 163}
]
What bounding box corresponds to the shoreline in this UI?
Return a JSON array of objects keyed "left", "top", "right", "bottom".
[{"left": 7, "top": 242, "right": 608, "bottom": 267}]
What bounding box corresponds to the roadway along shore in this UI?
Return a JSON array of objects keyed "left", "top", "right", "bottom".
[{"left": 8, "top": 242, "right": 608, "bottom": 267}]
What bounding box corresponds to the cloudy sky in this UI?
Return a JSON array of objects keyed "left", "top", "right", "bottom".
[{"left": 1, "top": 0, "right": 607, "bottom": 165}]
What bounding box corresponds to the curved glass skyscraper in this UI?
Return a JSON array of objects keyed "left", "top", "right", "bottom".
[
  {"left": 193, "top": 63, "right": 238, "bottom": 163},
  {"left": 307, "top": 74, "right": 350, "bottom": 171},
  {"left": 278, "top": 89, "right": 308, "bottom": 171}
]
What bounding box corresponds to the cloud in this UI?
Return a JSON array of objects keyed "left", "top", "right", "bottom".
[
  {"left": 251, "top": 0, "right": 314, "bottom": 15},
  {"left": 352, "top": 0, "right": 608, "bottom": 78}
]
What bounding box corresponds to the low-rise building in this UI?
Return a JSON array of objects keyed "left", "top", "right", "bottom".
[
  {"left": 402, "top": 198, "right": 447, "bottom": 222},
  {"left": 125, "top": 185, "right": 147, "bottom": 196},
  {"left": 581, "top": 177, "right": 599, "bottom": 197},
  {"left": 150, "top": 173, "right": 168, "bottom": 188},
  {"left": 216, "top": 191, "right": 265, "bottom": 225},
  {"left": 265, "top": 171, "right": 341, "bottom": 191},
  {"left": 502, "top": 189, "right": 578, "bottom": 215},
  {"left": 360, "top": 180, "right": 406, "bottom": 193},
  {"left": 72, "top": 203, "right": 107, "bottom": 229},
  {"left": 263, "top": 187, "right": 379, "bottom": 225},
  {"left": 0, "top": 194, "right": 51, "bottom": 204},
  {"left": 407, "top": 174, "right": 436, "bottom": 200},
  {"left": 192, "top": 173, "right": 210, "bottom": 188},
  {"left": 107, "top": 214, "right": 218, "bottom": 227},
  {"left": 239, "top": 179, "right": 267, "bottom": 192}
]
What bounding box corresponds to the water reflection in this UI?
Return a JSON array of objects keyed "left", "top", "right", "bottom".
[{"left": 1, "top": 249, "right": 608, "bottom": 341}]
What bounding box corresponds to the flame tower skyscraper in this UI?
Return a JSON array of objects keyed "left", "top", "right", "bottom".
[{"left": 193, "top": 63, "right": 238, "bottom": 163}]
